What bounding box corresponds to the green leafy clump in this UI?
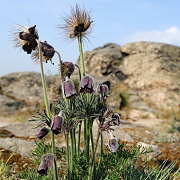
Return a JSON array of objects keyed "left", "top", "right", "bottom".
[{"left": 15, "top": 140, "right": 180, "bottom": 180}]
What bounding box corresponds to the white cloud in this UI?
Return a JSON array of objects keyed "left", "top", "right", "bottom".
[{"left": 124, "top": 26, "right": 180, "bottom": 45}]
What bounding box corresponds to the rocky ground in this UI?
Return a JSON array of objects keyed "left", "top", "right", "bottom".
[
  {"left": 0, "top": 112, "right": 179, "bottom": 176},
  {"left": 0, "top": 41, "right": 180, "bottom": 176}
]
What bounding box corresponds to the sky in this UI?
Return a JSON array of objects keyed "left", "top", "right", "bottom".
[{"left": 1, "top": 0, "right": 180, "bottom": 77}]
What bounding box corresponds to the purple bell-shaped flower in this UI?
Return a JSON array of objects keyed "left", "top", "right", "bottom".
[
  {"left": 63, "top": 77, "right": 77, "bottom": 99},
  {"left": 97, "top": 83, "right": 109, "bottom": 101},
  {"left": 108, "top": 132, "right": 119, "bottom": 153},
  {"left": 80, "top": 75, "right": 94, "bottom": 93},
  {"left": 36, "top": 127, "right": 50, "bottom": 139},
  {"left": 51, "top": 111, "right": 64, "bottom": 135},
  {"left": 37, "top": 153, "right": 54, "bottom": 176}
]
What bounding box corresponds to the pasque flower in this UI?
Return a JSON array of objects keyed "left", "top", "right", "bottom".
[
  {"left": 63, "top": 77, "right": 77, "bottom": 99},
  {"left": 36, "top": 127, "right": 50, "bottom": 139},
  {"left": 11, "top": 24, "right": 39, "bottom": 54},
  {"left": 51, "top": 112, "right": 64, "bottom": 135},
  {"left": 60, "top": 61, "right": 75, "bottom": 79},
  {"left": 37, "top": 153, "right": 54, "bottom": 176},
  {"left": 97, "top": 83, "right": 109, "bottom": 101},
  {"left": 108, "top": 131, "right": 119, "bottom": 153},
  {"left": 32, "top": 41, "right": 55, "bottom": 64},
  {"left": 80, "top": 75, "right": 94, "bottom": 93},
  {"left": 59, "top": 4, "right": 93, "bottom": 40}
]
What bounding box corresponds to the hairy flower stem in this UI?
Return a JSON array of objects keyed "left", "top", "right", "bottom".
[
  {"left": 86, "top": 93, "right": 90, "bottom": 161},
  {"left": 90, "top": 123, "right": 94, "bottom": 154},
  {"left": 84, "top": 119, "right": 87, "bottom": 154},
  {"left": 88, "top": 131, "right": 101, "bottom": 180},
  {"left": 36, "top": 39, "right": 58, "bottom": 180},
  {"left": 97, "top": 133, "right": 103, "bottom": 173},
  {"left": 70, "top": 128, "right": 75, "bottom": 170},
  {"left": 78, "top": 33, "right": 85, "bottom": 77},
  {"left": 78, "top": 122, "right": 82, "bottom": 155},
  {"left": 65, "top": 132, "right": 71, "bottom": 180},
  {"left": 55, "top": 50, "right": 63, "bottom": 82}
]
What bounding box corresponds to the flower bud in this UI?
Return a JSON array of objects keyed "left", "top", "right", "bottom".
[
  {"left": 108, "top": 132, "right": 119, "bottom": 153},
  {"left": 97, "top": 83, "right": 109, "bottom": 101},
  {"left": 80, "top": 75, "right": 94, "bottom": 93},
  {"left": 51, "top": 113, "right": 64, "bottom": 135},
  {"left": 37, "top": 153, "right": 54, "bottom": 176},
  {"left": 36, "top": 127, "right": 50, "bottom": 139},
  {"left": 63, "top": 78, "right": 77, "bottom": 99}
]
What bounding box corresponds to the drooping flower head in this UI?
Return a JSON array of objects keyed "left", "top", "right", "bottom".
[
  {"left": 11, "top": 24, "right": 39, "bottom": 54},
  {"left": 108, "top": 131, "right": 119, "bottom": 153},
  {"left": 51, "top": 111, "right": 64, "bottom": 135},
  {"left": 60, "top": 61, "right": 75, "bottom": 79},
  {"left": 37, "top": 153, "right": 54, "bottom": 176},
  {"left": 63, "top": 77, "right": 77, "bottom": 99},
  {"left": 111, "top": 113, "right": 121, "bottom": 126},
  {"left": 36, "top": 127, "right": 50, "bottom": 139},
  {"left": 32, "top": 41, "right": 55, "bottom": 64},
  {"left": 59, "top": 4, "right": 93, "bottom": 40},
  {"left": 97, "top": 83, "right": 109, "bottom": 102},
  {"left": 80, "top": 75, "right": 94, "bottom": 93}
]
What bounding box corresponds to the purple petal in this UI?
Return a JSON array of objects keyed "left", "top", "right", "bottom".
[
  {"left": 36, "top": 127, "right": 49, "bottom": 139},
  {"left": 80, "top": 75, "right": 94, "bottom": 93},
  {"left": 63, "top": 79, "right": 77, "bottom": 98}
]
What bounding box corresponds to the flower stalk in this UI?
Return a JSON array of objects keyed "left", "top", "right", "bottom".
[
  {"left": 88, "top": 131, "right": 101, "bottom": 180},
  {"left": 78, "top": 33, "right": 85, "bottom": 77},
  {"left": 65, "top": 132, "right": 71, "bottom": 180},
  {"left": 36, "top": 39, "right": 58, "bottom": 180}
]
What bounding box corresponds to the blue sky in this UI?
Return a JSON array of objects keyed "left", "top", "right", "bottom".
[{"left": 1, "top": 0, "right": 180, "bottom": 76}]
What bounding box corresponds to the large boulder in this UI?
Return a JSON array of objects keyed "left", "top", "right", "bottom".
[
  {"left": 76, "top": 42, "right": 180, "bottom": 111},
  {"left": 0, "top": 71, "right": 61, "bottom": 114}
]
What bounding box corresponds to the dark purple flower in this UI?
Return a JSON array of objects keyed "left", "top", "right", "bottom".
[
  {"left": 111, "top": 113, "right": 121, "bottom": 126},
  {"left": 51, "top": 113, "right": 64, "bottom": 135},
  {"left": 36, "top": 127, "right": 50, "bottom": 139},
  {"left": 32, "top": 41, "right": 55, "bottom": 64},
  {"left": 63, "top": 78, "right": 77, "bottom": 99},
  {"left": 37, "top": 153, "right": 54, "bottom": 176},
  {"left": 80, "top": 75, "right": 94, "bottom": 93},
  {"left": 97, "top": 83, "right": 109, "bottom": 101},
  {"left": 108, "top": 132, "right": 119, "bottom": 153},
  {"left": 11, "top": 24, "right": 39, "bottom": 54},
  {"left": 19, "top": 25, "right": 38, "bottom": 54},
  {"left": 61, "top": 61, "right": 75, "bottom": 79}
]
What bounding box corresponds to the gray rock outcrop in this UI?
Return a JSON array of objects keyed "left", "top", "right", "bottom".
[
  {"left": 0, "top": 71, "right": 61, "bottom": 114},
  {"left": 76, "top": 42, "right": 180, "bottom": 112}
]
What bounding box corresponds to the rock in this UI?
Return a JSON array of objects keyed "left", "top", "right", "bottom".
[
  {"left": 137, "top": 142, "right": 162, "bottom": 160},
  {"left": 0, "top": 128, "right": 14, "bottom": 138},
  {"left": 0, "top": 137, "right": 35, "bottom": 156},
  {"left": 0, "top": 122, "right": 40, "bottom": 138},
  {"left": 103, "top": 129, "right": 135, "bottom": 143},
  {"left": 76, "top": 42, "right": 180, "bottom": 112},
  {"left": 0, "top": 94, "right": 25, "bottom": 114},
  {"left": 120, "top": 42, "right": 180, "bottom": 111},
  {"left": 128, "top": 109, "right": 157, "bottom": 120},
  {"left": 0, "top": 72, "right": 61, "bottom": 114}
]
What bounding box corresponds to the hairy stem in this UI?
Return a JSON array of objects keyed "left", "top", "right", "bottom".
[
  {"left": 78, "top": 33, "right": 85, "bottom": 77},
  {"left": 36, "top": 39, "right": 58, "bottom": 180},
  {"left": 65, "top": 132, "right": 71, "bottom": 180},
  {"left": 88, "top": 131, "right": 101, "bottom": 180},
  {"left": 78, "top": 121, "right": 82, "bottom": 155}
]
